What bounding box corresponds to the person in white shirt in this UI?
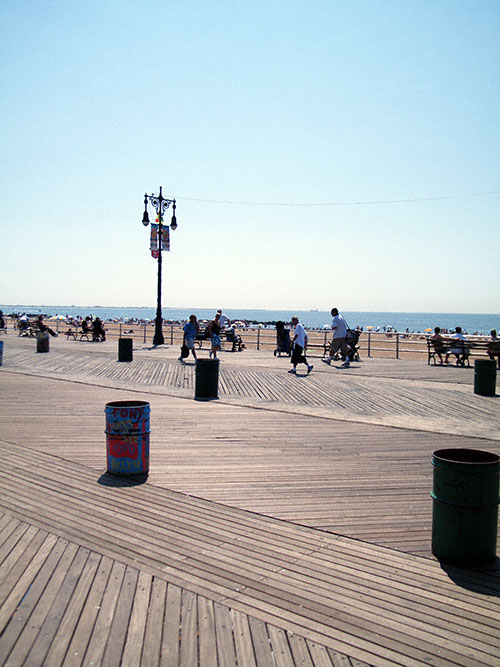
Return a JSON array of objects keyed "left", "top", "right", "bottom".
[
  {"left": 445, "top": 326, "right": 468, "bottom": 366},
  {"left": 217, "top": 309, "right": 230, "bottom": 329},
  {"left": 289, "top": 316, "right": 313, "bottom": 374},
  {"left": 322, "top": 307, "right": 350, "bottom": 367}
]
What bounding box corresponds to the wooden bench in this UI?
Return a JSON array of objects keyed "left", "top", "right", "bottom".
[
  {"left": 195, "top": 328, "right": 245, "bottom": 352},
  {"left": 65, "top": 328, "right": 101, "bottom": 341},
  {"left": 427, "top": 337, "right": 500, "bottom": 367},
  {"left": 17, "top": 322, "right": 37, "bottom": 337}
]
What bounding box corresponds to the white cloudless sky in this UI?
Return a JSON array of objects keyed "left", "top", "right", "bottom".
[{"left": 1, "top": 0, "right": 499, "bottom": 312}]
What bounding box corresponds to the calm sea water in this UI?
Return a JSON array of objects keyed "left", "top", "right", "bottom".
[{"left": 2, "top": 304, "right": 500, "bottom": 335}]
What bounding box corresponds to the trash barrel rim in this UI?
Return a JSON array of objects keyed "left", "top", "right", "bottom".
[
  {"left": 105, "top": 400, "right": 150, "bottom": 408},
  {"left": 433, "top": 448, "right": 500, "bottom": 465}
]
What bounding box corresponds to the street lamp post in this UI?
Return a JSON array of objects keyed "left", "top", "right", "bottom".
[{"left": 142, "top": 186, "right": 177, "bottom": 346}]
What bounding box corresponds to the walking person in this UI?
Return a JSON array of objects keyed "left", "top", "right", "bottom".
[
  {"left": 322, "top": 307, "right": 350, "bottom": 367},
  {"left": 289, "top": 316, "right": 313, "bottom": 374},
  {"left": 179, "top": 314, "right": 199, "bottom": 362},
  {"left": 217, "top": 309, "right": 230, "bottom": 329},
  {"left": 209, "top": 312, "right": 222, "bottom": 359}
]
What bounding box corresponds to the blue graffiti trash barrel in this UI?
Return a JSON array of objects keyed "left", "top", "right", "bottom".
[
  {"left": 431, "top": 448, "right": 500, "bottom": 565},
  {"left": 0, "top": 340, "right": 3, "bottom": 366},
  {"left": 105, "top": 400, "right": 150, "bottom": 475}
]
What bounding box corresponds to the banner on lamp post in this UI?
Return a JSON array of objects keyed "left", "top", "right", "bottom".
[{"left": 150, "top": 223, "right": 170, "bottom": 257}]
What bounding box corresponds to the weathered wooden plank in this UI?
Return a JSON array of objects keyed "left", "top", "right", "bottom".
[
  {"left": 198, "top": 595, "right": 217, "bottom": 666},
  {"left": 0, "top": 531, "right": 57, "bottom": 634},
  {"left": 64, "top": 556, "right": 119, "bottom": 666},
  {"left": 22, "top": 546, "right": 90, "bottom": 667},
  {"left": 180, "top": 589, "right": 198, "bottom": 666},
  {"left": 231, "top": 608, "right": 257, "bottom": 667},
  {"left": 0, "top": 522, "right": 38, "bottom": 583},
  {"left": 43, "top": 551, "right": 103, "bottom": 667},
  {"left": 213, "top": 601, "right": 238, "bottom": 667},
  {"left": 100, "top": 564, "right": 138, "bottom": 667},
  {"left": 288, "top": 633, "right": 315, "bottom": 666},
  {"left": 306, "top": 640, "right": 336, "bottom": 667},
  {"left": 142, "top": 576, "right": 167, "bottom": 666},
  {"left": 247, "top": 616, "right": 275, "bottom": 666},
  {"left": 160, "top": 583, "right": 182, "bottom": 667},
  {"left": 267, "top": 625, "right": 296, "bottom": 667},
  {"left": 121, "top": 570, "right": 152, "bottom": 665},
  {"left": 0, "top": 537, "right": 70, "bottom": 665}
]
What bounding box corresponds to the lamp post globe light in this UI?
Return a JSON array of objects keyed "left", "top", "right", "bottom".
[{"left": 141, "top": 186, "right": 177, "bottom": 346}]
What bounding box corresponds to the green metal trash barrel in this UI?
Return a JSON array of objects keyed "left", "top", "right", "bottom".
[
  {"left": 195, "top": 358, "right": 219, "bottom": 400},
  {"left": 118, "top": 338, "right": 133, "bottom": 362},
  {"left": 474, "top": 359, "right": 497, "bottom": 396},
  {"left": 36, "top": 331, "right": 49, "bottom": 353},
  {"left": 431, "top": 448, "right": 500, "bottom": 565}
]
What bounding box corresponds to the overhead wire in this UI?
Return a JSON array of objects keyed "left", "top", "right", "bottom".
[{"left": 176, "top": 190, "right": 500, "bottom": 207}]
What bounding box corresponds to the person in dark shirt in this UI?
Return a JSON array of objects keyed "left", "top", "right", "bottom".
[
  {"left": 209, "top": 312, "right": 222, "bottom": 359},
  {"left": 92, "top": 317, "right": 106, "bottom": 342}
]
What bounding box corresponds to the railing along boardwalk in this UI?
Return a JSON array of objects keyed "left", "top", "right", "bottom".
[
  {"left": 11, "top": 317, "right": 487, "bottom": 361},
  {"left": 1, "top": 336, "right": 500, "bottom": 665}
]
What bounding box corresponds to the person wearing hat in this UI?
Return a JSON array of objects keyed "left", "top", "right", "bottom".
[{"left": 289, "top": 316, "right": 313, "bottom": 374}]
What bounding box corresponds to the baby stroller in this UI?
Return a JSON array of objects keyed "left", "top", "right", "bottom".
[
  {"left": 274, "top": 321, "right": 290, "bottom": 356},
  {"left": 331, "top": 328, "right": 361, "bottom": 362},
  {"left": 225, "top": 327, "right": 245, "bottom": 352}
]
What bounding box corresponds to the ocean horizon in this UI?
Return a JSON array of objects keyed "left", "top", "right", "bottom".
[{"left": 2, "top": 304, "right": 500, "bottom": 335}]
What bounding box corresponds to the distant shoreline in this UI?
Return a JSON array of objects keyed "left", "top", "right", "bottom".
[{"left": 2, "top": 304, "right": 499, "bottom": 336}]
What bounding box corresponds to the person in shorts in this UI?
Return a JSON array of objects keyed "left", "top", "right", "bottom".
[
  {"left": 179, "top": 314, "right": 199, "bottom": 362},
  {"left": 209, "top": 312, "right": 222, "bottom": 359},
  {"left": 322, "top": 307, "right": 350, "bottom": 367}
]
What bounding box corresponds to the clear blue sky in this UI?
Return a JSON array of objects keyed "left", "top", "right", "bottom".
[{"left": 1, "top": 1, "right": 499, "bottom": 312}]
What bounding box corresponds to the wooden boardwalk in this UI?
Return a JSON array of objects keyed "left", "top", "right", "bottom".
[{"left": 1, "top": 336, "right": 500, "bottom": 665}]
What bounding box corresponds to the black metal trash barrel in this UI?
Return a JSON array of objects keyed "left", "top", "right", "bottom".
[
  {"left": 474, "top": 359, "right": 496, "bottom": 396},
  {"left": 195, "top": 358, "right": 220, "bottom": 400},
  {"left": 36, "top": 331, "right": 49, "bottom": 353},
  {"left": 431, "top": 448, "right": 500, "bottom": 565},
  {"left": 118, "top": 338, "right": 133, "bottom": 362}
]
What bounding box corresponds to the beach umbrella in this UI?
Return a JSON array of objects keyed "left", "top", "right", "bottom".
[
  {"left": 366, "top": 325, "right": 374, "bottom": 330},
  {"left": 424, "top": 328, "right": 432, "bottom": 332},
  {"left": 49, "top": 315, "right": 67, "bottom": 321}
]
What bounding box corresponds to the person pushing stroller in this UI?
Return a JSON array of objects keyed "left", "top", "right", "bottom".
[{"left": 322, "top": 308, "right": 351, "bottom": 368}]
